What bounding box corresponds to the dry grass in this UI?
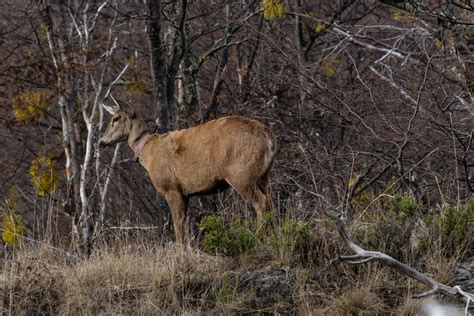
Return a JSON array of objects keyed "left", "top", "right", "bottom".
[
  {"left": 63, "top": 245, "right": 228, "bottom": 314},
  {"left": 326, "top": 287, "right": 386, "bottom": 315},
  {"left": 1, "top": 242, "right": 231, "bottom": 314},
  {"left": 423, "top": 250, "right": 459, "bottom": 285},
  {"left": 396, "top": 298, "right": 423, "bottom": 316},
  {"left": 0, "top": 205, "right": 471, "bottom": 314}
]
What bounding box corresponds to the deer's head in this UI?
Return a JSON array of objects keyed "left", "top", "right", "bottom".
[{"left": 99, "top": 97, "right": 137, "bottom": 146}]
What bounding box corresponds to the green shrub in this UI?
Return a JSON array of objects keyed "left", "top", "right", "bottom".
[
  {"left": 355, "top": 194, "right": 420, "bottom": 258},
  {"left": 384, "top": 193, "right": 419, "bottom": 220},
  {"left": 199, "top": 214, "right": 315, "bottom": 264},
  {"left": 267, "top": 219, "right": 312, "bottom": 264},
  {"left": 230, "top": 219, "right": 258, "bottom": 255},
  {"left": 450, "top": 201, "right": 474, "bottom": 247},
  {"left": 199, "top": 215, "right": 256, "bottom": 257},
  {"left": 357, "top": 194, "right": 473, "bottom": 258},
  {"left": 424, "top": 201, "right": 474, "bottom": 255},
  {"left": 355, "top": 216, "right": 406, "bottom": 258}
]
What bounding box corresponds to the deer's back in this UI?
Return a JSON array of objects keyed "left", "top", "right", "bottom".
[{"left": 141, "top": 116, "right": 275, "bottom": 195}]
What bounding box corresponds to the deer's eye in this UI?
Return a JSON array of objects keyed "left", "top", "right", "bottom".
[{"left": 112, "top": 117, "right": 120, "bottom": 123}]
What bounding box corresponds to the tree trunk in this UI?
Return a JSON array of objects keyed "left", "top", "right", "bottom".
[{"left": 147, "top": 0, "right": 169, "bottom": 132}]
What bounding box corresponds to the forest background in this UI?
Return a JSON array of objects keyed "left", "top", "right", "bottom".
[{"left": 0, "top": 0, "right": 473, "bottom": 314}]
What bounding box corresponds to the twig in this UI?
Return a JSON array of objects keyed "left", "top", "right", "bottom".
[{"left": 103, "top": 226, "right": 162, "bottom": 231}]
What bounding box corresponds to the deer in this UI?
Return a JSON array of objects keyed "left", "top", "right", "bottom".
[{"left": 99, "top": 98, "right": 276, "bottom": 244}]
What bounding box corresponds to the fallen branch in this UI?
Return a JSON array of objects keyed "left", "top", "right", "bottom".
[{"left": 324, "top": 209, "right": 474, "bottom": 306}]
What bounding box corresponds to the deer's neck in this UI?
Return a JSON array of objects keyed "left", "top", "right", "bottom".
[{"left": 128, "top": 118, "right": 151, "bottom": 157}]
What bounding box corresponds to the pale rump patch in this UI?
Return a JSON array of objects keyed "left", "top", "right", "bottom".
[{"left": 263, "top": 138, "right": 275, "bottom": 171}]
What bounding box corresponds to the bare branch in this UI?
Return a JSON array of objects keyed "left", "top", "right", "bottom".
[
  {"left": 369, "top": 66, "right": 417, "bottom": 105},
  {"left": 332, "top": 25, "right": 409, "bottom": 62},
  {"left": 324, "top": 208, "right": 474, "bottom": 304}
]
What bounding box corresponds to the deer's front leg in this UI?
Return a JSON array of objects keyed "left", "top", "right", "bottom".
[{"left": 164, "top": 190, "right": 188, "bottom": 244}]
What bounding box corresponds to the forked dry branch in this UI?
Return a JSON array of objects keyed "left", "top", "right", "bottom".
[{"left": 324, "top": 209, "right": 474, "bottom": 307}]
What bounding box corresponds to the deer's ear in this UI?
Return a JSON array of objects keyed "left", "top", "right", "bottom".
[
  {"left": 101, "top": 102, "right": 118, "bottom": 115},
  {"left": 111, "top": 95, "right": 136, "bottom": 117}
]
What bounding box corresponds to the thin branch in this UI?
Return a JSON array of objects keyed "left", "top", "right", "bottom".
[
  {"left": 332, "top": 25, "right": 409, "bottom": 62},
  {"left": 369, "top": 66, "right": 417, "bottom": 105}
]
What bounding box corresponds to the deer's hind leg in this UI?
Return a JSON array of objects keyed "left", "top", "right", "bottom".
[
  {"left": 225, "top": 176, "right": 270, "bottom": 223},
  {"left": 251, "top": 188, "right": 270, "bottom": 223}
]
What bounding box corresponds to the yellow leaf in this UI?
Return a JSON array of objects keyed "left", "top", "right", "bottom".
[
  {"left": 348, "top": 174, "right": 372, "bottom": 204},
  {"left": 393, "top": 10, "right": 403, "bottom": 22},
  {"left": 392, "top": 9, "right": 417, "bottom": 24},
  {"left": 348, "top": 174, "right": 358, "bottom": 188},
  {"left": 29, "top": 156, "right": 58, "bottom": 197},
  {"left": 13, "top": 90, "right": 49, "bottom": 122},
  {"left": 314, "top": 22, "right": 326, "bottom": 33},
  {"left": 261, "top": 0, "right": 286, "bottom": 20},
  {"left": 322, "top": 57, "right": 341, "bottom": 77},
  {"left": 2, "top": 213, "right": 25, "bottom": 246},
  {"left": 127, "top": 56, "right": 139, "bottom": 71}
]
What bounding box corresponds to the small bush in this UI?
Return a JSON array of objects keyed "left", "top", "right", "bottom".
[
  {"left": 267, "top": 218, "right": 313, "bottom": 264},
  {"left": 199, "top": 215, "right": 256, "bottom": 257},
  {"left": 424, "top": 201, "right": 474, "bottom": 256},
  {"left": 385, "top": 193, "right": 419, "bottom": 220},
  {"left": 355, "top": 194, "right": 420, "bottom": 258},
  {"left": 355, "top": 216, "right": 405, "bottom": 258},
  {"left": 355, "top": 193, "right": 472, "bottom": 259},
  {"left": 199, "top": 215, "right": 315, "bottom": 264}
]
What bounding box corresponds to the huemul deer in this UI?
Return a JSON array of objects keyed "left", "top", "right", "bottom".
[{"left": 99, "top": 98, "right": 276, "bottom": 244}]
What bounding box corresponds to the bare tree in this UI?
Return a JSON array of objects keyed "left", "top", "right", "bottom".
[{"left": 38, "top": 1, "right": 130, "bottom": 252}]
